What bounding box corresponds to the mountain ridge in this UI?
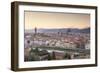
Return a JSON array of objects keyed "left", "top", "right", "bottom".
[{"left": 25, "top": 27, "right": 90, "bottom": 33}]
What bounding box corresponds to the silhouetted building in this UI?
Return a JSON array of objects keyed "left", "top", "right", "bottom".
[{"left": 34, "top": 27, "right": 37, "bottom": 35}]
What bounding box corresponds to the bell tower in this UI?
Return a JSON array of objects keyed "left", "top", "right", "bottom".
[{"left": 34, "top": 27, "right": 37, "bottom": 35}]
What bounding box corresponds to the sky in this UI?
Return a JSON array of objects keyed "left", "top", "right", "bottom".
[{"left": 25, "top": 11, "right": 90, "bottom": 30}]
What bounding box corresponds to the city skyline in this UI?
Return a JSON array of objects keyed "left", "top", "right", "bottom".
[{"left": 25, "top": 11, "right": 90, "bottom": 30}]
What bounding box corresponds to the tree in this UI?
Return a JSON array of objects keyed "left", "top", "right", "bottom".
[
  {"left": 52, "top": 51, "right": 56, "bottom": 60},
  {"left": 48, "top": 53, "right": 52, "bottom": 60},
  {"left": 34, "top": 47, "right": 39, "bottom": 53},
  {"left": 64, "top": 52, "right": 71, "bottom": 59}
]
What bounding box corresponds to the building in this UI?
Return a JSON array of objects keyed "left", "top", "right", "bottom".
[
  {"left": 85, "top": 42, "right": 90, "bottom": 49},
  {"left": 24, "top": 35, "right": 34, "bottom": 49}
]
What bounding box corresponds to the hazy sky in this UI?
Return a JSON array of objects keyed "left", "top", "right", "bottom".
[{"left": 25, "top": 11, "right": 90, "bottom": 29}]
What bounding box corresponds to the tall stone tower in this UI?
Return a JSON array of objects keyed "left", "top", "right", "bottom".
[{"left": 34, "top": 27, "right": 37, "bottom": 35}]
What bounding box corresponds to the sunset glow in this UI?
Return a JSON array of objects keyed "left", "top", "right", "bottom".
[{"left": 25, "top": 11, "right": 90, "bottom": 29}]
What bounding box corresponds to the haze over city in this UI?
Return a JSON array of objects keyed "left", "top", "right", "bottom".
[
  {"left": 25, "top": 11, "right": 90, "bottom": 30},
  {"left": 24, "top": 11, "right": 90, "bottom": 61}
]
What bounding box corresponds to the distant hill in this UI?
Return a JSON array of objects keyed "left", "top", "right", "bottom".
[{"left": 25, "top": 28, "right": 90, "bottom": 34}]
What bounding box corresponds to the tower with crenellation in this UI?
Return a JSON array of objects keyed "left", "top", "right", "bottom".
[{"left": 34, "top": 27, "right": 37, "bottom": 35}]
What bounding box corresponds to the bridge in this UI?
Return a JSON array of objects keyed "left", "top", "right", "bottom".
[{"left": 32, "top": 46, "right": 90, "bottom": 54}]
